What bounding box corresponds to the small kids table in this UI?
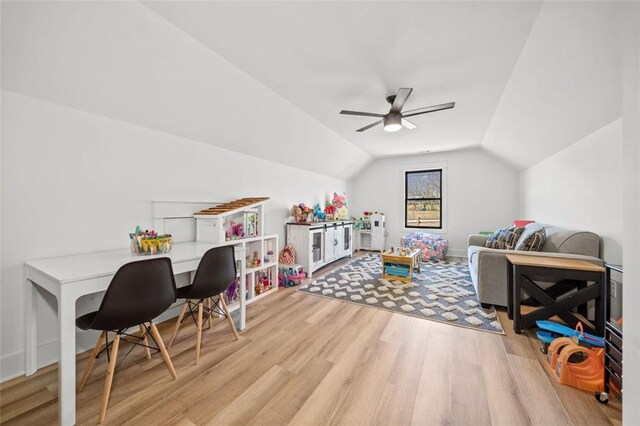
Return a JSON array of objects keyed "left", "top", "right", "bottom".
[{"left": 382, "top": 248, "right": 421, "bottom": 282}]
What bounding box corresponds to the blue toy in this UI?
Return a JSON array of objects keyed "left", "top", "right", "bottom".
[
  {"left": 536, "top": 320, "right": 604, "bottom": 354},
  {"left": 313, "top": 203, "right": 326, "bottom": 221}
]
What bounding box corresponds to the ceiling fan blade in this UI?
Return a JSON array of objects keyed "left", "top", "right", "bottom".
[
  {"left": 340, "top": 110, "right": 385, "bottom": 118},
  {"left": 356, "top": 120, "right": 383, "bottom": 132},
  {"left": 391, "top": 88, "right": 413, "bottom": 112},
  {"left": 402, "top": 119, "right": 417, "bottom": 129},
  {"left": 402, "top": 102, "right": 455, "bottom": 118}
]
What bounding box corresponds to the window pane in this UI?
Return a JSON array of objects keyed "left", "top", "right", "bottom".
[
  {"left": 407, "top": 171, "right": 441, "bottom": 199},
  {"left": 406, "top": 200, "right": 441, "bottom": 227}
]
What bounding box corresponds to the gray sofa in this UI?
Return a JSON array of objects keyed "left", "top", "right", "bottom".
[{"left": 467, "top": 223, "right": 603, "bottom": 307}]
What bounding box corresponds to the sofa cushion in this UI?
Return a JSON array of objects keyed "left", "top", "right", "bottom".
[
  {"left": 485, "top": 226, "right": 524, "bottom": 250},
  {"left": 521, "top": 225, "right": 600, "bottom": 257},
  {"left": 516, "top": 229, "right": 546, "bottom": 251}
]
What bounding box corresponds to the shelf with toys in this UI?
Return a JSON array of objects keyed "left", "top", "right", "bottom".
[{"left": 193, "top": 197, "right": 279, "bottom": 309}]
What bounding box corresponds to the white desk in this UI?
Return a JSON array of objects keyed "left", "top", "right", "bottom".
[{"left": 24, "top": 242, "right": 246, "bottom": 426}]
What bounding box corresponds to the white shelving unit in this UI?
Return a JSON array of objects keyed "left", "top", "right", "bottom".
[{"left": 193, "top": 198, "right": 279, "bottom": 307}]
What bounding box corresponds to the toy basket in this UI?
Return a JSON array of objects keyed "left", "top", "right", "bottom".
[{"left": 130, "top": 235, "right": 173, "bottom": 255}]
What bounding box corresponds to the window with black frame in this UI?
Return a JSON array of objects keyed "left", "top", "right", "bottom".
[{"left": 405, "top": 169, "right": 442, "bottom": 229}]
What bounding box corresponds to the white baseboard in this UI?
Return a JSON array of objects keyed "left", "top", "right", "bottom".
[
  {"left": 446, "top": 248, "right": 467, "bottom": 259},
  {"left": 0, "top": 304, "right": 185, "bottom": 383}
]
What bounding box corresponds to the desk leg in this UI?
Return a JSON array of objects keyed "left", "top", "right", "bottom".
[
  {"left": 513, "top": 269, "right": 522, "bottom": 334},
  {"left": 507, "top": 262, "right": 514, "bottom": 320},
  {"left": 58, "top": 287, "right": 77, "bottom": 426},
  {"left": 25, "top": 278, "right": 38, "bottom": 376},
  {"left": 595, "top": 274, "right": 605, "bottom": 335},
  {"left": 239, "top": 259, "right": 246, "bottom": 331}
]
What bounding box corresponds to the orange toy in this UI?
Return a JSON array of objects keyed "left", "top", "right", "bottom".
[
  {"left": 547, "top": 337, "right": 575, "bottom": 371},
  {"left": 553, "top": 344, "right": 604, "bottom": 393}
]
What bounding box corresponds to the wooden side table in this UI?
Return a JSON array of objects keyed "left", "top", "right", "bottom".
[
  {"left": 382, "top": 249, "right": 421, "bottom": 283},
  {"left": 505, "top": 254, "right": 605, "bottom": 334}
]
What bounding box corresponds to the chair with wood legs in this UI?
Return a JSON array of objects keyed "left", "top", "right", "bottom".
[
  {"left": 76, "top": 258, "right": 178, "bottom": 424},
  {"left": 167, "top": 245, "right": 240, "bottom": 364}
]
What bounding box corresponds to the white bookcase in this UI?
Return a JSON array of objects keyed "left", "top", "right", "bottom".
[
  {"left": 193, "top": 198, "right": 279, "bottom": 304},
  {"left": 286, "top": 221, "right": 353, "bottom": 278}
]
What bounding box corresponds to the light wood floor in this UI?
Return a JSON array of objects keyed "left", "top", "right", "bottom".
[{"left": 0, "top": 255, "right": 621, "bottom": 425}]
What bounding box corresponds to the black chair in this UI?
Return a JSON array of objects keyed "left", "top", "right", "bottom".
[
  {"left": 76, "top": 258, "right": 178, "bottom": 424},
  {"left": 167, "top": 246, "right": 239, "bottom": 364}
]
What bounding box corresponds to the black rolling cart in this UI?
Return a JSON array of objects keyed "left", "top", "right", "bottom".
[{"left": 597, "top": 264, "right": 623, "bottom": 404}]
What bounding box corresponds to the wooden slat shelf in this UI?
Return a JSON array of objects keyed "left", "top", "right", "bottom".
[{"left": 194, "top": 197, "right": 270, "bottom": 216}]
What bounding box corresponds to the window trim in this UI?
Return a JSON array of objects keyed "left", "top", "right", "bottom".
[{"left": 404, "top": 168, "right": 443, "bottom": 230}]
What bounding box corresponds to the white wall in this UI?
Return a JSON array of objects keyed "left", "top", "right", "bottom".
[
  {"left": 1, "top": 1, "right": 370, "bottom": 180},
  {"left": 0, "top": 91, "right": 347, "bottom": 381},
  {"left": 482, "top": 1, "right": 623, "bottom": 170},
  {"left": 520, "top": 119, "right": 623, "bottom": 263},
  {"left": 349, "top": 148, "right": 520, "bottom": 257},
  {"left": 622, "top": 3, "right": 639, "bottom": 423}
]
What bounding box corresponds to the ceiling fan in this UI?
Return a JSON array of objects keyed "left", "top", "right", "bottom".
[{"left": 340, "top": 88, "right": 455, "bottom": 133}]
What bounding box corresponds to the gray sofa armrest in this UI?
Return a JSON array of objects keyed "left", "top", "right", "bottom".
[{"left": 468, "top": 234, "right": 489, "bottom": 247}]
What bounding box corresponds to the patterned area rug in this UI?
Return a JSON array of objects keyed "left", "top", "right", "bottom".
[{"left": 298, "top": 254, "right": 504, "bottom": 334}]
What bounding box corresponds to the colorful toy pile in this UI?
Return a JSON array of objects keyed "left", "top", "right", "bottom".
[
  {"left": 129, "top": 226, "right": 173, "bottom": 255},
  {"left": 401, "top": 232, "right": 448, "bottom": 262},
  {"left": 290, "top": 192, "right": 349, "bottom": 223}
]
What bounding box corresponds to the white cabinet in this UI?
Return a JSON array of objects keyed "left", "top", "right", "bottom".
[
  {"left": 310, "top": 229, "right": 324, "bottom": 269},
  {"left": 287, "top": 221, "right": 353, "bottom": 278},
  {"left": 324, "top": 226, "right": 336, "bottom": 263}
]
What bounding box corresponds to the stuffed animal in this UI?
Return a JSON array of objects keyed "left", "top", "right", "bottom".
[
  {"left": 291, "top": 204, "right": 304, "bottom": 223},
  {"left": 336, "top": 205, "right": 349, "bottom": 220},
  {"left": 324, "top": 203, "right": 335, "bottom": 220},
  {"left": 332, "top": 192, "right": 347, "bottom": 209},
  {"left": 313, "top": 203, "right": 326, "bottom": 221}
]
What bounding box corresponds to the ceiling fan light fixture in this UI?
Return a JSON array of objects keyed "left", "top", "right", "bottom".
[{"left": 383, "top": 113, "right": 402, "bottom": 132}]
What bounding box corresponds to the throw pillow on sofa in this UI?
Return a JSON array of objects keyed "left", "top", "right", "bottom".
[
  {"left": 485, "top": 226, "right": 524, "bottom": 250},
  {"left": 516, "top": 229, "right": 546, "bottom": 251}
]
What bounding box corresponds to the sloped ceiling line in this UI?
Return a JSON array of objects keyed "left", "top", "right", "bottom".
[{"left": 139, "top": 0, "right": 372, "bottom": 177}]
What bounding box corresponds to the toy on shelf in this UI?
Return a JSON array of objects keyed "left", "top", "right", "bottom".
[
  {"left": 291, "top": 203, "right": 313, "bottom": 223},
  {"left": 279, "top": 244, "right": 296, "bottom": 264},
  {"left": 332, "top": 192, "right": 346, "bottom": 209},
  {"left": 313, "top": 203, "right": 326, "bottom": 222},
  {"left": 129, "top": 226, "right": 173, "bottom": 255},
  {"left": 279, "top": 264, "right": 306, "bottom": 287},
  {"left": 249, "top": 250, "right": 261, "bottom": 268},
  {"left": 265, "top": 249, "right": 275, "bottom": 264},
  {"left": 255, "top": 270, "right": 273, "bottom": 295},
  {"left": 226, "top": 220, "right": 245, "bottom": 240},
  {"left": 324, "top": 202, "right": 335, "bottom": 221}
]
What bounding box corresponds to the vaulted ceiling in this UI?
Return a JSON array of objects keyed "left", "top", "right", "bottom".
[
  {"left": 144, "top": 1, "right": 543, "bottom": 159},
  {"left": 2, "top": 1, "right": 625, "bottom": 175}
]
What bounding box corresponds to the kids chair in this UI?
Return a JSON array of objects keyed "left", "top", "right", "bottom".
[
  {"left": 167, "top": 245, "right": 240, "bottom": 364},
  {"left": 76, "top": 258, "right": 178, "bottom": 424}
]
